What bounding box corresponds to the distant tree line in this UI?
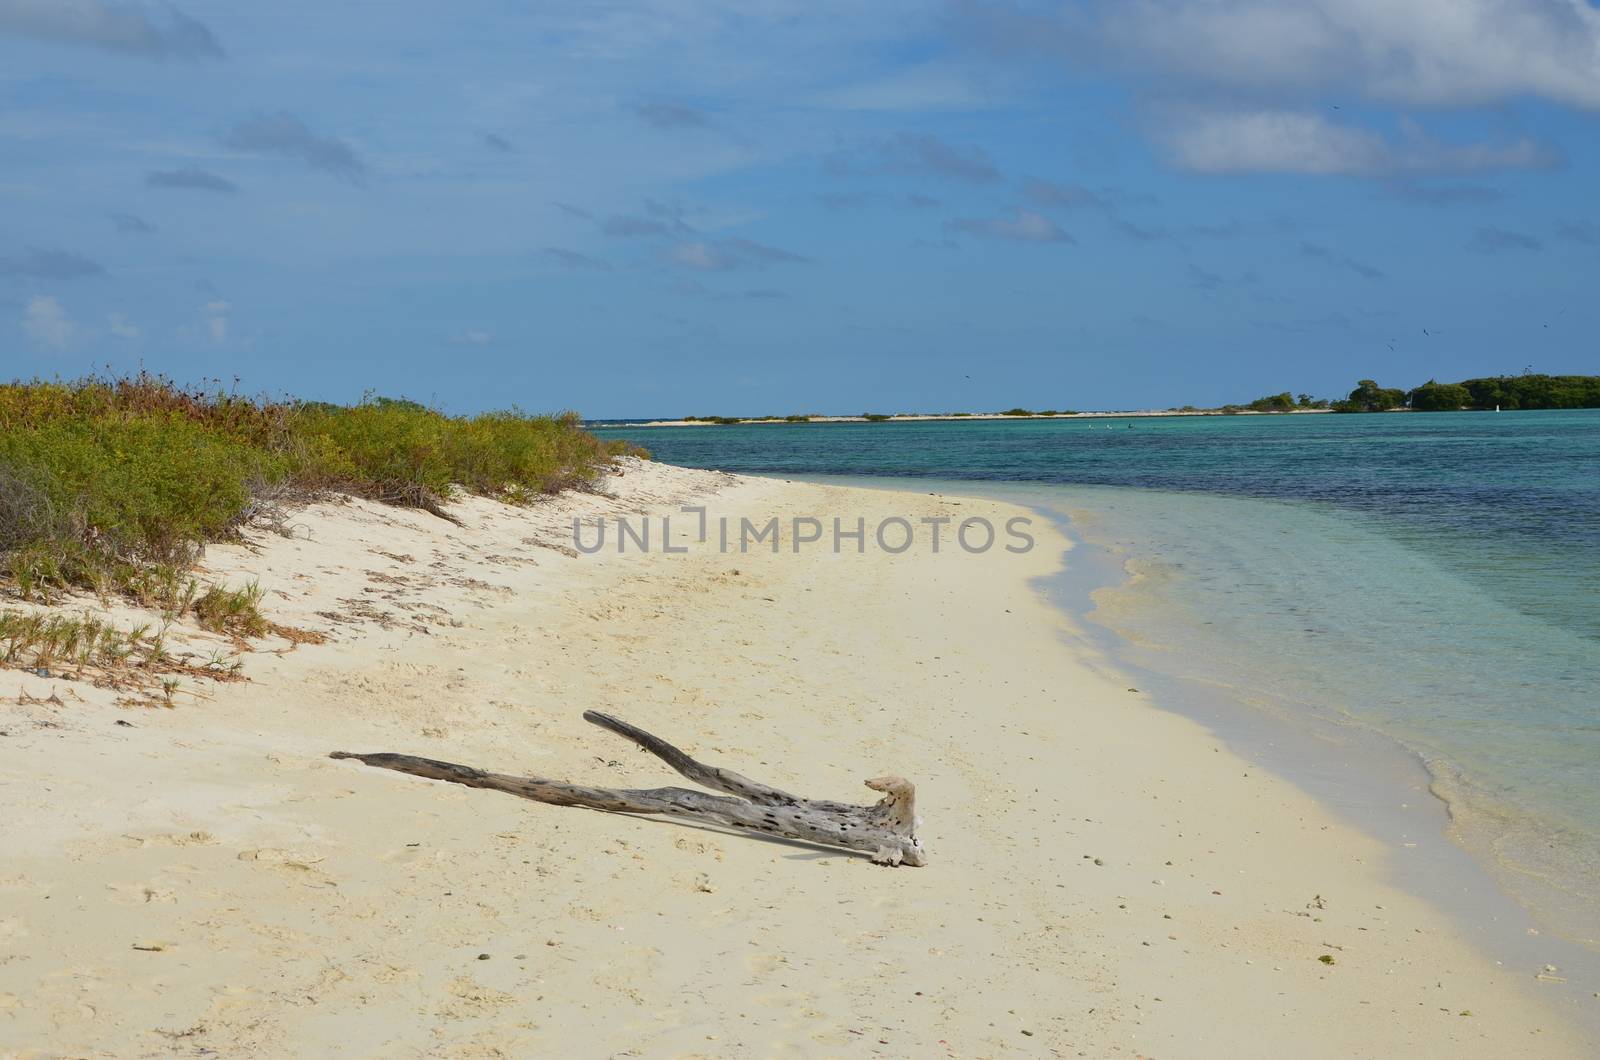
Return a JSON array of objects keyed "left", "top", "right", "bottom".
[
  {"left": 1337, "top": 374, "right": 1600, "bottom": 412},
  {"left": 1240, "top": 392, "right": 1330, "bottom": 412},
  {"left": 1239, "top": 374, "right": 1600, "bottom": 414}
]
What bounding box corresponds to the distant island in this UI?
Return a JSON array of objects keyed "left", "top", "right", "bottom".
[{"left": 613, "top": 374, "right": 1600, "bottom": 426}]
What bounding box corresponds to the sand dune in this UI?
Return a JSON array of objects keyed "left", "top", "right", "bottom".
[{"left": 0, "top": 459, "right": 1586, "bottom": 1057}]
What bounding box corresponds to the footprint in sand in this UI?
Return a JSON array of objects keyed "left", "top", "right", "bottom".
[
  {"left": 745, "top": 953, "right": 788, "bottom": 975},
  {"left": 377, "top": 839, "right": 446, "bottom": 864},
  {"left": 672, "top": 836, "right": 725, "bottom": 861},
  {"left": 755, "top": 988, "right": 817, "bottom": 1010},
  {"left": 237, "top": 848, "right": 339, "bottom": 888},
  {"left": 438, "top": 975, "right": 517, "bottom": 1018}
]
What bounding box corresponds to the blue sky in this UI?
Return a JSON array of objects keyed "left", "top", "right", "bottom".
[{"left": 3, "top": 0, "right": 1598, "bottom": 416}]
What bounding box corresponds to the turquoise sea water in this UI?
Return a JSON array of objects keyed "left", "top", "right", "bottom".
[{"left": 592, "top": 411, "right": 1600, "bottom": 950}]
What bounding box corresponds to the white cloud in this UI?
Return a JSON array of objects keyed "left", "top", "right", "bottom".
[
  {"left": 1156, "top": 108, "right": 1559, "bottom": 175},
  {"left": 998, "top": 0, "right": 1600, "bottom": 109},
  {"left": 204, "top": 300, "right": 230, "bottom": 343},
  {"left": 451, "top": 329, "right": 493, "bottom": 345},
  {"left": 22, "top": 295, "right": 74, "bottom": 349},
  {"left": 947, "top": 208, "right": 1074, "bottom": 243},
  {"left": 107, "top": 312, "right": 139, "bottom": 339},
  {"left": 670, "top": 237, "right": 808, "bottom": 271}
]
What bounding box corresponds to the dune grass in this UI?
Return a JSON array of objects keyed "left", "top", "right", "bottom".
[
  {"left": 0, "top": 607, "right": 247, "bottom": 706},
  {"left": 0, "top": 374, "right": 646, "bottom": 619}
]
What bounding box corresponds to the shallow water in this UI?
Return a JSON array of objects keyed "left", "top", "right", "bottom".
[{"left": 593, "top": 411, "right": 1600, "bottom": 953}]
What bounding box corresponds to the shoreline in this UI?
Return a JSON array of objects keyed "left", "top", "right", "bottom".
[
  {"left": 0, "top": 460, "right": 1590, "bottom": 1056},
  {"left": 804, "top": 472, "right": 1600, "bottom": 1019},
  {"left": 1038, "top": 496, "right": 1600, "bottom": 1023},
  {"left": 599, "top": 409, "right": 1340, "bottom": 427}
]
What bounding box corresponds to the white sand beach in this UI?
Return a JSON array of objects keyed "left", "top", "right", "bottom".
[{"left": 0, "top": 459, "right": 1587, "bottom": 1058}]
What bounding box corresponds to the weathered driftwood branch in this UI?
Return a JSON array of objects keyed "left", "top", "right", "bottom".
[{"left": 330, "top": 710, "right": 925, "bottom": 866}]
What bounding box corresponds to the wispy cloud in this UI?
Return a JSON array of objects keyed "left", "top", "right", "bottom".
[
  {"left": 0, "top": 0, "right": 222, "bottom": 59},
  {"left": 946, "top": 208, "right": 1072, "bottom": 243},
  {"left": 1300, "top": 241, "right": 1384, "bottom": 280},
  {"left": 670, "top": 279, "right": 788, "bottom": 301},
  {"left": 1022, "top": 179, "right": 1111, "bottom": 210},
  {"left": 110, "top": 212, "right": 155, "bottom": 233},
  {"left": 21, "top": 294, "right": 74, "bottom": 349},
  {"left": 482, "top": 133, "right": 514, "bottom": 152},
  {"left": 670, "top": 238, "right": 809, "bottom": 271},
  {"left": 817, "top": 190, "right": 945, "bottom": 211},
  {"left": 601, "top": 214, "right": 674, "bottom": 237},
  {"left": 146, "top": 165, "right": 237, "bottom": 193},
  {"left": 544, "top": 247, "right": 612, "bottom": 271},
  {"left": 588, "top": 199, "right": 698, "bottom": 239},
  {"left": 0, "top": 247, "right": 106, "bottom": 280},
  {"left": 1468, "top": 227, "right": 1542, "bottom": 253},
  {"left": 1111, "top": 217, "right": 1243, "bottom": 243},
  {"left": 829, "top": 132, "right": 1001, "bottom": 184},
  {"left": 1188, "top": 263, "right": 1225, "bottom": 290},
  {"left": 221, "top": 112, "right": 367, "bottom": 182},
  {"left": 201, "top": 300, "right": 230, "bottom": 344},
  {"left": 962, "top": 0, "right": 1600, "bottom": 110},
  {"left": 1555, "top": 220, "right": 1598, "bottom": 245},
  {"left": 630, "top": 102, "right": 708, "bottom": 129},
  {"left": 1157, "top": 109, "right": 1558, "bottom": 177},
  {"left": 449, "top": 329, "right": 493, "bottom": 345}
]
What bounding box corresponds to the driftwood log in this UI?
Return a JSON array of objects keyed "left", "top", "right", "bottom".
[{"left": 330, "top": 711, "right": 926, "bottom": 866}]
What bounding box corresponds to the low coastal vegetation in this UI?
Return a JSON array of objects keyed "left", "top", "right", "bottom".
[
  {"left": 0, "top": 608, "right": 245, "bottom": 707},
  {"left": 1218, "top": 374, "right": 1600, "bottom": 415},
  {"left": 668, "top": 373, "right": 1600, "bottom": 427},
  {"left": 1236, "top": 392, "right": 1331, "bottom": 412},
  {"left": 1327, "top": 374, "right": 1600, "bottom": 412},
  {"left": 0, "top": 374, "right": 644, "bottom": 669}
]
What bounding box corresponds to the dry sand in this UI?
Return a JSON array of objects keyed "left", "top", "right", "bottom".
[{"left": 0, "top": 459, "right": 1587, "bottom": 1057}]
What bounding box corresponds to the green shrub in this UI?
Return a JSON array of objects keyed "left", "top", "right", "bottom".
[
  {"left": 1246, "top": 392, "right": 1296, "bottom": 412},
  {"left": 0, "top": 375, "right": 636, "bottom": 613},
  {"left": 1407, "top": 381, "right": 1472, "bottom": 411},
  {"left": 0, "top": 415, "right": 283, "bottom": 562}
]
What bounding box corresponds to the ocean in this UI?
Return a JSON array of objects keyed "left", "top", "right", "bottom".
[{"left": 591, "top": 411, "right": 1600, "bottom": 956}]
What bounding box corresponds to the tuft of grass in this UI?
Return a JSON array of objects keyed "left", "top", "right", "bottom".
[
  {"left": 192, "top": 582, "right": 268, "bottom": 638},
  {"left": 0, "top": 610, "right": 130, "bottom": 672},
  {"left": 0, "top": 608, "right": 244, "bottom": 705}
]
